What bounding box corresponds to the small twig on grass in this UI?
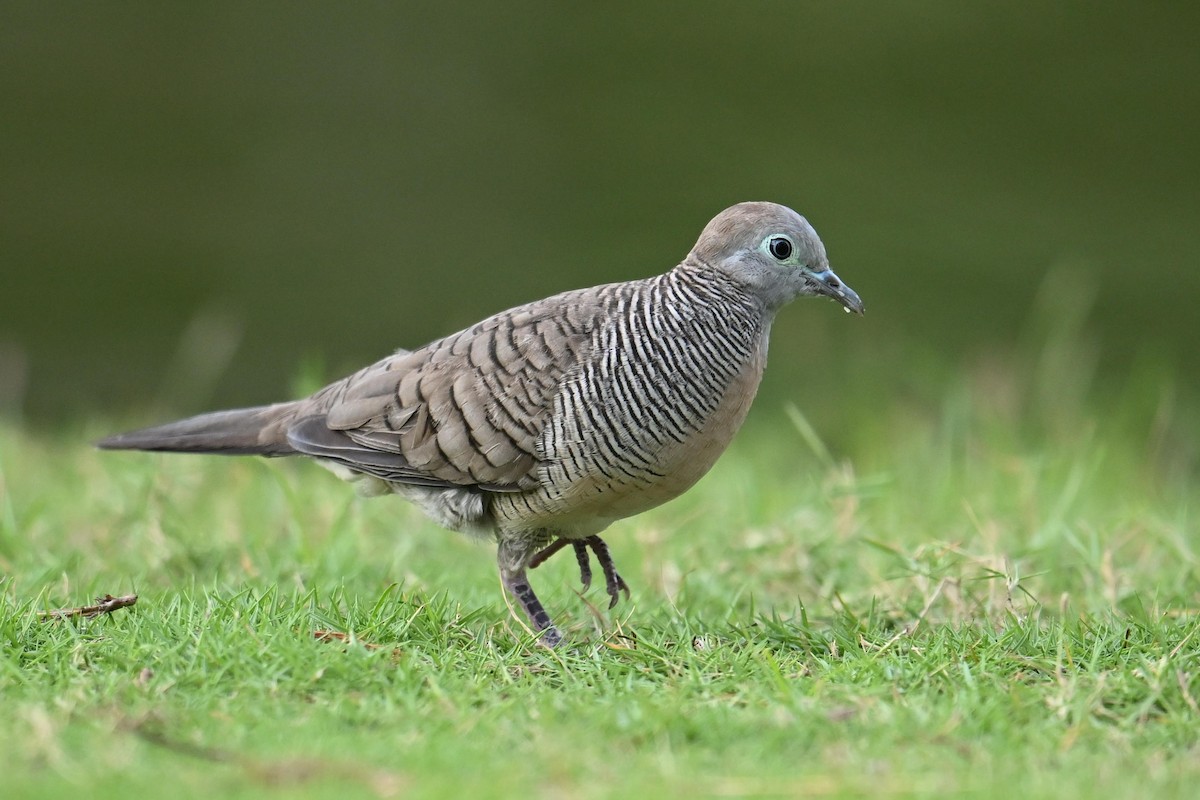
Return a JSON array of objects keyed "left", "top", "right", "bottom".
[
  {"left": 38, "top": 593, "right": 138, "bottom": 620},
  {"left": 312, "top": 629, "right": 403, "bottom": 658},
  {"left": 313, "top": 629, "right": 390, "bottom": 650},
  {"left": 314, "top": 629, "right": 369, "bottom": 646}
]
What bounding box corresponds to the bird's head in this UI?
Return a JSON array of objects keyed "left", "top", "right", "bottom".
[{"left": 688, "top": 201, "right": 863, "bottom": 315}]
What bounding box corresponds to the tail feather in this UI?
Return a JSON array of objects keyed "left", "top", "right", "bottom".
[{"left": 97, "top": 402, "right": 301, "bottom": 456}]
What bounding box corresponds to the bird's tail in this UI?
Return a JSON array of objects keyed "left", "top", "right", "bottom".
[{"left": 96, "top": 402, "right": 302, "bottom": 456}]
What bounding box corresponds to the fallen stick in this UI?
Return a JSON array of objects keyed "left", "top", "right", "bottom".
[
  {"left": 39, "top": 593, "right": 138, "bottom": 620},
  {"left": 313, "top": 629, "right": 383, "bottom": 650},
  {"left": 312, "top": 629, "right": 403, "bottom": 658}
]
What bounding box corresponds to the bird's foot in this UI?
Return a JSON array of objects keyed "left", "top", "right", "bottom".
[
  {"left": 582, "top": 535, "right": 630, "bottom": 610},
  {"left": 530, "top": 535, "right": 630, "bottom": 610}
]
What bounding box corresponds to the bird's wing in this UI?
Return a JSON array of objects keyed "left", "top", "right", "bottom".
[{"left": 286, "top": 290, "right": 608, "bottom": 491}]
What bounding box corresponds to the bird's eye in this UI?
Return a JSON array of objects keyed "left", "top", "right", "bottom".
[{"left": 768, "top": 237, "right": 793, "bottom": 261}]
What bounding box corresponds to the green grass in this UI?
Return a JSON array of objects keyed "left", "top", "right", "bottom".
[{"left": 2, "top": 351, "right": 1198, "bottom": 799}]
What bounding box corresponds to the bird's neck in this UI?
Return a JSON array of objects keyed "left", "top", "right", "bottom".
[{"left": 665, "top": 261, "right": 772, "bottom": 325}]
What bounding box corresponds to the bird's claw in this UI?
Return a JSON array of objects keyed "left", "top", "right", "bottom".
[
  {"left": 530, "top": 535, "right": 630, "bottom": 609},
  {"left": 582, "top": 535, "right": 630, "bottom": 609}
]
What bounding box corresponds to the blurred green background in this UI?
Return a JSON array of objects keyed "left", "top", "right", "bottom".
[{"left": 1, "top": 4, "right": 1197, "bottom": 439}]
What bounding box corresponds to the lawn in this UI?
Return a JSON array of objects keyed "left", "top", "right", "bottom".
[{"left": 2, "top": 348, "right": 1197, "bottom": 799}]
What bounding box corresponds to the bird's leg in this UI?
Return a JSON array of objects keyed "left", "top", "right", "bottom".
[
  {"left": 498, "top": 539, "right": 562, "bottom": 647},
  {"left": 501, "top": 570, "right": 562, "bottom": 648},
  {"left": 583, "top": 535, "right": 631, "bottom": 609},
  {"left": 528, "top": 537, "right": 569, "bottom": 569},
  {"left": 529, "top": 536, "right": 594, "bottom": 590}
]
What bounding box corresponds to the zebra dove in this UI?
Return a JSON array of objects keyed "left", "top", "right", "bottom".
[{"left": 98, "top": 202, "right": 863, "bottom": 646}]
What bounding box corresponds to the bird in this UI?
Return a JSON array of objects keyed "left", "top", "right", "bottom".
[{"left": 98, "top": 202, "right": 863, "bottom": 647}]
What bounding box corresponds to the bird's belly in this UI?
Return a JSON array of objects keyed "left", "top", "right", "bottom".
[{"left": 497, "top": 353, "right": 763, "bottom": 536}]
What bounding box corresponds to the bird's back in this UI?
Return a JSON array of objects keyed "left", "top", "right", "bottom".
[
  {"left": 99, "top": 262, "right": 772, "bottom": 539},
  {"left": 101, "top": 264, "right": 773, "bottom": 537}
]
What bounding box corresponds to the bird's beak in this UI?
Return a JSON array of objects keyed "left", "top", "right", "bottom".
[{"left": 811, "top": 268, "right": 864, "bottom": 315}]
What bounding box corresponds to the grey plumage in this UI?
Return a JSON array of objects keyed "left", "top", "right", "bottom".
[{"left": 99, "top": 201, "right": 863, "bottom": 646}]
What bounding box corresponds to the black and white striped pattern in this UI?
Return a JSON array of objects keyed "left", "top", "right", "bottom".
[{"left": 503, "top": 265, "right": 766, "bottom": 532}]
